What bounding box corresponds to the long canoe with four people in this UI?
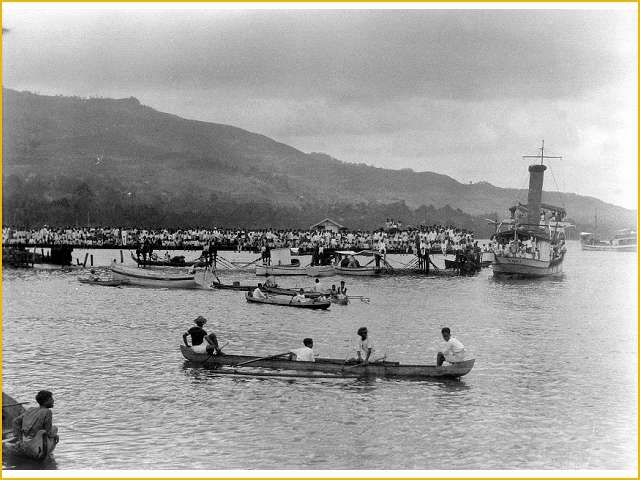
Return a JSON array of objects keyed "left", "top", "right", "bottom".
[{"left": 179, "top": 345, "right": 475, "bottom": 379}]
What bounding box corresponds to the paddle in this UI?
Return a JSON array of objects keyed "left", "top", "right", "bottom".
[
  {"left": 203, "top": 341, "right": 229, "bottom": 365},
  {"left": 343, "top": 355, "right": 387, "bottom": 370},
  {"left": 234, "top": 352, "right": 291, "bottom": 368}
]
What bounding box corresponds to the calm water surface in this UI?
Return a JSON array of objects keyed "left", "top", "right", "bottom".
[{"left": 2, "top": 242, "right": 637, "bottom": 469}]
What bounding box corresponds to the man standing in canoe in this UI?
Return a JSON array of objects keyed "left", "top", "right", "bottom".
[
  {"left": 437, "top": 327, "right": 465, "bottom": 366},
  {"left": 356, "top": 327, "right": 374, "bottom": 365},
  {"left": 289, "top": 338, "right": 315, "bottom": 362},
  {"left": 183, "top": 316, "right": 224, "bottom": 355}
]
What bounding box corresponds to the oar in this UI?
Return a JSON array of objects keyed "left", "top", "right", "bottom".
[
  {"left": 203, "top": 341, "right": 229, "bottom": 365},
  {"left": 343, "top": 355, "right": 387, "bottom": 370},
  {"left": 234, "top": 352, "right": 290, "bottom": 368}
]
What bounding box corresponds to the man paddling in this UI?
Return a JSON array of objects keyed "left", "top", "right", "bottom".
[
  {"left": 183, "top": 316, "right": 224, "bottom": 355},
  {"left": 436, "top": 327, "right": 465, "bottom": 366},
  {"left": 288, "top": 338, "right": 315, "bottom": 362}
]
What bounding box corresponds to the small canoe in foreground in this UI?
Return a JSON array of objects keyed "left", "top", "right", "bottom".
[
  {"left": 2, "top": 393, "right": 58, "bottom": 461},
  {"left": 245, "top": 292, "right": 331, "bottom": 309},
  {"left": 180, "top": 345, "right": 475, "bottom": 379}
]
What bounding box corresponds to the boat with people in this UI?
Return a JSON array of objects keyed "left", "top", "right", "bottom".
[
  {"left": 262, "top": 285, "right": 325, "bottom": 298},
  {"left": 333, "top": 250, "right": 389, "bottom": 275},
  {"left": 78, "top": 277, "right": 128, "bottom": 287},
  {"left": 110, "top": 261, "right": 199, "bottom": 288},
  {"left": 130, "top": 251, "right": 205, "bottom": 267},
  {"left": 210, "top": 280, "right": 257, "bottom": 291},
  {"left": 492, "top": 142, "right": 569, "bottom": 278},
  {"left": 330, "top": 294, "right": 349, "bottom": 305},
  {"left": 2, "top": 393, "right": 58, "bottom": 462},
  {"left": 245, "top": 291, "right": 331, "bottom": 309},
  {"left": 179, "top": 345, "right": 475, "bottom": 379},
  {"left": 580, "top": 229, "right": 636, "bottom": 252}
]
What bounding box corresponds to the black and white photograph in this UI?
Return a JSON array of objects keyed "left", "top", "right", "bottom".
[{"left": 1, "top": 2, "right": 637, "bottom": 474}]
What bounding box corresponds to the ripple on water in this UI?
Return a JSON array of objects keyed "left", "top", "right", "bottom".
[{"left": 2, "top": 245, "right": 637, "bottom": 469}]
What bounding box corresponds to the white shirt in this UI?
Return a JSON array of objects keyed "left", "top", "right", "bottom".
[
  {"left": 312, "top": 281, "right": 324, "bottom": 292},
  {"left": 291, "top": 346, "right": 315, "bottom": 362},
  {"left": 292, "top": 293, "right": 306, "bottom": 302},
  {"left": 253, "top": 288, "right": 266, "bottom": 299},
  {"left": 441, "top": 337, "right": 465, "bottom": 362},
  {"left": 358, "top": 337, "right": 375, "bottom": 360}
]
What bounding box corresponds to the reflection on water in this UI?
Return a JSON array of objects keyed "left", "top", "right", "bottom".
[{"left": 2, "top": 243, "right": 637, "bottom": 469}]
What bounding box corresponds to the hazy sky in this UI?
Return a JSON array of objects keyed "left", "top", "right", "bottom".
[{"left": 3, "top": 4, "right": 637, "bottom": 209}]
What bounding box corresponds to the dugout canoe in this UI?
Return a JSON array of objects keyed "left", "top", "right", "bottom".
[
  {"left": 110, "top": 261, "right": 199, "bottom": 289},
  {"left": 78, "top": 277, "right": 128, "bottom": 287},
  {"left": 210, "top": 280, "right": 257, "bottom": 291},
  {"left": 179, "top": 345, "right": 475, "bottom": 378},
  {"left": 245, "top": 292, "right": 331, "bottom": 309}
]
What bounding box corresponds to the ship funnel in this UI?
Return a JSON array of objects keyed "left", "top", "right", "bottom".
[{"left": 526, "top": 164, "right": 546, "bottom": 228}]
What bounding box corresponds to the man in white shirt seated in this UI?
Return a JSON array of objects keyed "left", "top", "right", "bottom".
[
  {"left": 252, "top": 284, "right": 267, "bottom": 299},
  {"left": 437, "top": 327, "right": 465, "bottom": 366},
  {"left": 289, "top": 338, "right": 315, "bottom": 362},
  {"left": 292, "top": 289, "right": 307, "bottom": 303}
]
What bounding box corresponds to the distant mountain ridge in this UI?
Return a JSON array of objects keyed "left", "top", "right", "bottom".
[{"left": 2, "top": 88, "right": 635, "bottom": 234}]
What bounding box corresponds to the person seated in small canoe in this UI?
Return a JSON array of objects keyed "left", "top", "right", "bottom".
[
  {"left": 288, "top": 338, "right": 315, "bottom": 362},
  {"left": 292, "top": 288, "right": 307, "bottom": 303},
  {"left": 10, "top": 390, "right": 59, "bottom": 452},
  {"left": 340, "top": 256, "right": 350, "bottom": 267},
  {"left": 329, "top": 284, "right": 338, "bottom": 298},
  {"left": 164, "top": 251, "right": 172, "bottom": 261},
  {"left": 436, "top": 327, "right": 465, "bottom": 366},
  {"left": 183, "top": 316, "right": 224, "bottom": 355},
  {"left": 252, "top": 284, "right": 268, "bottom": 299},
  {"left": 350, "top": 327, "right": 374, "bottom": 365},
  {"left": 87, "top": 269, "right": 101, "bottom": 281},
  {"left": 347, "top": 255, "right": 360, "bottom": 268},
  {"left": 263, "top": 274, "right": 277, "bottom": 288},
  {"left": 338, "top": 280, "right": 348, "bottom": 295}
]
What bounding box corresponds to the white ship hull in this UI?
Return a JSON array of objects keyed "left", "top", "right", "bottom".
[
  {"left": 581, "top": 244, "right": 636, "bottom": 252},
  {"left": 305, "top": 265, "right": 336, "bottom": 277},
  {"left": 492, "top": 254, "right": 564, "bottom": 277},
  {"left": 255, "top": 264, "right": 307, "bottom": 276}
]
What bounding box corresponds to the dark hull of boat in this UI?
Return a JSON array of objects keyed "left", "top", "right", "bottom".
[
  {"left": 180, "top": 346, "right": 475, "bottom": 378},
  {"left": 211, "top": 281, "right": 256, "bottom": 291},
  {"left": 245, "top": 292, "right": 331, "bottom": 309},
  {"left": 78, "top": 278, "right": 128, "bottom": 287},
  {"left": 130, "top": 251, "right": 203, "bottom": 267}
]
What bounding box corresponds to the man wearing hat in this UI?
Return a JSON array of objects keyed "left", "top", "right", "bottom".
[
  {"left": 183, "top": 316, "right": 224, "bottom": 355},
  {"left": 356, "top": 327, "right": 374, "bottom": 365}
]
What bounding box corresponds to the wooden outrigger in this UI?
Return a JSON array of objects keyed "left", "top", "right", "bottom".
[{"left": 180, "top": 346, "right": 475, "bottom": 379}]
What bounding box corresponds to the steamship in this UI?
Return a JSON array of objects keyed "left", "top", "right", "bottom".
[{"left": 492, "top": 142, "right": 568, "bottom": 277}]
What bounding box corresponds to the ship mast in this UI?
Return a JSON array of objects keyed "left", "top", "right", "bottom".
[{"left": 522, "top": 141, "right": 562, "bottom": 229}]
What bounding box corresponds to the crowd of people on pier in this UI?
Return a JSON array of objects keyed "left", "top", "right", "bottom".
[{"left": 2, "top": 224, "right": 484, "bottom": 255}]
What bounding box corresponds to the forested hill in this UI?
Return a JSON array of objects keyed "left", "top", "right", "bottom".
[{"left": 3, "top": 88, "right": 635, "bottom": 234}]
